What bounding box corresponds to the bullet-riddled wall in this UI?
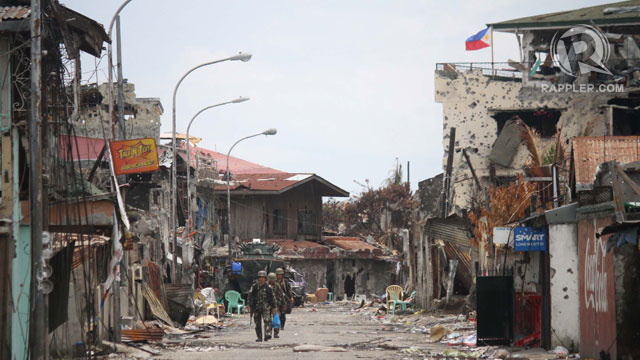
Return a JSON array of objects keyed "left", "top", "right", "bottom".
[{"left": 434, "top": 69, "right": 621, "bottom": 214}]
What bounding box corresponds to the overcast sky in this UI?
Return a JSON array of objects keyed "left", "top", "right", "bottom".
[{"left": 64, "top": 0, "right": 606, "bottom": 196}]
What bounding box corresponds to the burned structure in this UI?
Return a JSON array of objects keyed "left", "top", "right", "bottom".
[{"left": 73, "top": 82, "right": 163, "bottom": 141}]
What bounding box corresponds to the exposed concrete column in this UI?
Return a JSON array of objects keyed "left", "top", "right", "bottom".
[{"left": 522, "top": 31, "right": 536, "bottom": 86}]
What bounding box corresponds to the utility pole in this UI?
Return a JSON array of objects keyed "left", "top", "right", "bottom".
[
  {"left": 112, "top": 15, "right": 126, "bottom": 344},
  {"left": 441, "top": 127, "right": 456, "bottom": 218},
  {"left": 116, "top": 15, "right": 126, "bottom": 140},
  {"left": 29, "top": 0, "right": 46, "bottom": 358},
  {"left": 407, "top": 161, "right": 410, "bottom": 187}
]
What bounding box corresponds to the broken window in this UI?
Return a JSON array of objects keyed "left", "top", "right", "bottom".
[
  {"left": 273, "top": 209, "right": 288, "bottom": 234},
  {"left": 493, "top": 109, "right": 561, "bottom": 138},
  {"left": 298, "top": 209, "right": 316, "bottom": 235},
  {"left": 612, "top": 108, "right": 640, "bottom": 135}
]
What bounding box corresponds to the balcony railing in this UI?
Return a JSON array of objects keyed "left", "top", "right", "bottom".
[{"left": 436, "top": 62, "right": 523, "bottom": 81}]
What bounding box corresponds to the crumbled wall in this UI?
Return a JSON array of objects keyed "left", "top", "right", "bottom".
[
  {"left": 434, "top": 69, "right": 620, "bottom": 213},
  {"left": 72, "top": 82, "right": 162, "bottom": 140},
  {"left": 126, "top": 168, "right": 171, "bottom": 262},
  {"left": 289, "top": 258, "right": 397, "bottom": 300}
]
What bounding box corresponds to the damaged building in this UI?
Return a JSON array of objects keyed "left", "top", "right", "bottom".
[
  {"left": 72, "top": 82, "right": 163, "bottom": 141},
  {"left": 419, "top": 1, "right": 640, "bottom": 357},
  {"left": 435, "top": 1, "right": 640, "bottom": 214}
]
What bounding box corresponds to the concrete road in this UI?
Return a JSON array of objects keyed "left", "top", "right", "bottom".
[{"left": 119, "top": 302, "right": 450, "bottom": 359}]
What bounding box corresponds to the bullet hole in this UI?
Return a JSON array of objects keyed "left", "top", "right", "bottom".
[
  {"left": 469, "top": 101, "right": 477, "bottom": 109},
  {"left": 563, "top": 287, "right": 568, "bottom": 292},
  {"left": 564, "top": 295, "right": 569, "bottom": 299},
  {"left": 567, "top": 268, "right": 573, "bottom": 274}
]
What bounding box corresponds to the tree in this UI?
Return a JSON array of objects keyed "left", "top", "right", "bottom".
[
  {"left": 322, "top": 161, "right": 419, "bottom": 252},
  {"left": 469, "top": 174, "right": 536, "bottom": 249}
]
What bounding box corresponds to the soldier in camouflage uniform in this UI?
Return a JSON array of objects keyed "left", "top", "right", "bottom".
[
  {"left": 247, "top": 270, "right": 276, "bottom": 342},
  {"left": 275, "top": 268, "right": 293, "bottom": 330},
  {"left": 268, "top": 272, "right": 286, "bottom": 338}
]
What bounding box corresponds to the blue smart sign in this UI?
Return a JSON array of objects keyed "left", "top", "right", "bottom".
[{"left": 513, "top": 227, "right": 547, "bottom": 252}]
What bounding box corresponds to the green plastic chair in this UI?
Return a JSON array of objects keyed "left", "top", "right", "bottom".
[
  {"left": 225, "top": 290, "right": 246, "bottom": 315},
  {"left": 390, "top": 291, "right": 415, "bottom": 315}
]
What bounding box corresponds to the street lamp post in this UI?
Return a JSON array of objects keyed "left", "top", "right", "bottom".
[
  {"left": 106, "top": 0, "right": 132, "bottom": 344},
  {"left": 185, "top": 97, "right": 250, "bottom": 237},
  {"left": 226, "top": 128, "right": 277, "bottom": 259},
  {"left": 107, "top": 0, "right": 133, "bottom": 140},
  {"left": 171, "top": 53, "right": 251, "bottom": 283}
]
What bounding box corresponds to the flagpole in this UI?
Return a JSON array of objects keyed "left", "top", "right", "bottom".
[{"left": 490, "top": 25, "right": 495, "bottom": 77}]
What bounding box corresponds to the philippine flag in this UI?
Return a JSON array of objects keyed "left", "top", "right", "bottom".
[{"left": 465, "top": 27, "right": 491, "bottom": 51}]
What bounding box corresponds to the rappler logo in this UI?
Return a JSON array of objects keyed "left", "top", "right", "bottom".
[{"left": 550, "top": 25, "right": 612, "bottom": 77}]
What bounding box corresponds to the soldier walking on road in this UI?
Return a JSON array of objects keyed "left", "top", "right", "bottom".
[
  {"left": 247, "top": 270, "right": 276, "bottom": 342},
  {"left": 276, "top": 268, "right": 293, "bottom": 330},
  {"left": 268, "top": 272, "right": 286, "bottom": 338}
]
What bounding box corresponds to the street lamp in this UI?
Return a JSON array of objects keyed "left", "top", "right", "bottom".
[
  {"left": 226, "top": 128, "right": 278, "bottom": 259},
  {"left": 171, "top": 53, "right": 252, "bottom": 283},
  {"left": 106, "top": 0, "right": 133, "bottom": 345},
  {"left": 185, "top": 97, "right": 250, "bottom": 237},
  {"left": 107, "top": 0, "right": 133, "bottom": 140}
]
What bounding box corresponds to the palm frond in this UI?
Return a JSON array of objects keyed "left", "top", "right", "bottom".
[{"left": 519, "top": 120, "right": 543, "bottom": 167}]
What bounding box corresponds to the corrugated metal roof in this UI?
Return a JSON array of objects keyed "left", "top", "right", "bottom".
[
  {"left": 573, "top": 136, "right": 640, "bottom": 187},
  {"left": 424, "top": 217, "right": 473, "bottom": 249},
  {"left": 0, "top": 6, "right": 31, "bottom": 21},
  {"left": 213, "top": 172, "right": 349, "bottom": 197},
  {"left": 490, "top": 0, "right": 640, "bottom": 31},
  {"left": 323, "top": 236, "right": 381, "bottom": 252},
  {"left": 186, "top": 144, "right": 283, "bottom": 175}
]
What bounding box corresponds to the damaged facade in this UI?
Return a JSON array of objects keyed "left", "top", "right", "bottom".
[
  {"left": 73, "top": 82, "right": 163, "bottom": 141},
  {"left": 416, "top": 1, "right": 640, "bottom": 358}
]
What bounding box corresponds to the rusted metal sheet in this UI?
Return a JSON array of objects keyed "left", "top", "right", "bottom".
[
  {"left": 142, "top": 283, "right": 173, "bottom": 326},
  {"left": 145, "top": 260, "right": 167, "bottom": 308},
  {"left": 425, "top": 217, "right": 473, "bottom": 249},
  {"left": 121, "top": 328, "right": 164, "bottom": 342},
  {"left": 443, "top": 241, "right": 473, "bottom": 291},
  {"left": 573, "top": 136, "right": 640, "bottom": 188},
  {"left": 578, "top": 216, "right": 617, "bottom": 359}
]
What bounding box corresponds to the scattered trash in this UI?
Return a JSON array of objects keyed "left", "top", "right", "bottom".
[
  {"left": 494, "top": 349, "right": 511, "bottom": 359},
  {"left": 190, "top": 315, "right": 219, "bottom": 326},
  {"left": 400, "top": 346, "right": 422, "bottom": 354},
  {"left": 553, "top": 346, "right": 569, "bottom": 359},
  {"left": 463, "top": 334, "right": 477, "bottom": 347}
]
